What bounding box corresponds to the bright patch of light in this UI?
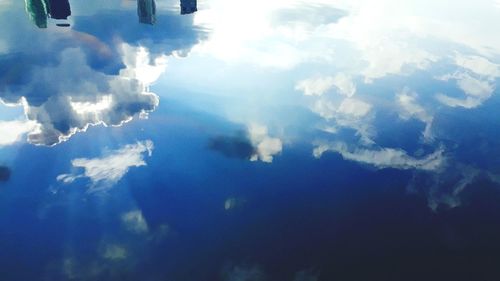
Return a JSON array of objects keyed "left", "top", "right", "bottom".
[
  {"left": 0, "top": 119, "right": 36, "bottom": 146},
  {"left": 70, "top": 95, "right": 113, "bottom": 115},
  {"left": 121, "top": 45, "right": 168, "bottom": 87}
]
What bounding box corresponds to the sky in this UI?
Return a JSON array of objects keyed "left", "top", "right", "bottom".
[{"left": 1, "top": 0, "right": 500, "bottom": 280}]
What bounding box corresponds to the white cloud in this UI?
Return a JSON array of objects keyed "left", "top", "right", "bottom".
[
  {"left": 194, "top": 0, "right": 345, "bottom": 69},
  {"left": 295, "top": 77, "right": 336, "bottom": 97},
  {"left": 297, "top": 73, "right": 375, "bottom": 144},
  {"left": 397, "top": 89, "right": 434, "bottom": 140},
  {"left": 331, "top": 73, "right": 357, "bottom": 97},
  {"left": 122, "top": 210, "right": 149, "bottom": 234},
  {"left": 57, "top": 140, "right": 154, "bottom": 190},
  {"left": 248, "top": 124, "right": 283, "bottom": 163},
  {"left": 311, "top": 98, "right": 337, "bottom": 120},
  {"left": 311, "top": 97, "right": 375, "bottom": 145},
  {"left": 314, "top": 142, "right": 444, "bottom": 171},
  {"left": 455, "top": 54, "right": 500, "bottom": 78},
  {"left": 409, "top": 165, "right": 481, "bottom": 211},
  {"left": 0, "top": 119, "right": 36, "bottom": 146},
  {"left": 337, "top": 98, "right": 372, "bottom": 117},
  {"left": 0, "top": 44, "right": 165, "bottom": 146},
  {"left": 295, "top": 74, "right": 356, "bottom": 97},
  {"left": 436, "top": 72, "right": 495, "bottom": 108}
]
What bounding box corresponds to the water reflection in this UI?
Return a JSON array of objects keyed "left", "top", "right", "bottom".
[
  {"left": 137, "top": 0, "right": 156, "bottom": 25},
  {"left": 24, "top": 0, "right": 49, "bottom": 28},
  {"left": 180, "top": 0, "right": 197, "bottom": 15},
  {"left": 25, "top": 0, "right": 198, "bottom": 28},
  {"left": 137, "top": 0, "right": 198, "bottom": 25},
  {"left": 47, "top": 0, "right": 71, "bottom": 20},
  {"left": 25, "top": 0, "right": 71, "bottom": 28},
  {"left": 3, "top": 0, "right": 500, "bottom": 280}
]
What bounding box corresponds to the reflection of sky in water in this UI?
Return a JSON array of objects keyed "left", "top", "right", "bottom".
[{"left": 1, "top": 0, "right": 500, "bottom": 280}]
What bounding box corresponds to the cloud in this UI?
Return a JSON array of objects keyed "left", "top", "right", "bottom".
[
  {"left": 295, "top": 74, "right": 356, "bottom": 97},
  {"left": 0, "top": 2, "right": 206, "bottom": 146},
  {"left": 1, "top": 45, "right": 163, "bottom": 146},
  {"left": 436, "top": 72, "right": 495, "bottom": 109},
  {"left": 209, "top": 126, "right": 282, "bottom": 163},
  {"left": 195, "top": 0, "right": 347, "bottom": 69},
  {"left": 0, "top": 166, "right": 11, "bottom": 182},
  {"left": 122, "top": 210, "right": 149, "bottom": 234},
  {"left": 102, "top": 244, "right": 128, "bottom": 261},
  {"left": 397, "top": 88, "right": 433, "bottom": 141},
  {"left": 57, "top": 140, "right": 154, "bottom": 190},
  {"left": 272, "top": 3, "right": 347, "bottom": 28},
  {"left": 314, "top": 142, "right": 444, "bottom": 171},
  {"left": 208, "top": 134, "right": 255, "bottom": 160},
  {"left": 224, "top": 197, "right": 246, "bottom": 211},
  {"left": 72, "top": 7, "right": 207, "bottom": 59},
  {"left": 337, "top": 98, "right": 372, "bottom": 117},
  {"left": 454, "top": 54, "right": 500, "bottom": 78},
  {"left": 408, "top": 165, "right": 481, "bottom": 211},
  {"left": 0, "top": 119, "right": 36, "bottom": 146},
  {"left": 248, "top": 124, "right": 283, "bottom": 163},
  {"left": 298, "top": 75, "right": 375, "bottom": 145},
  {"left": 435, "top": 55, "right": 500, "bottom": 110},
  {"left": 295, "top": 77, "right": 337, "bottom": 97}
]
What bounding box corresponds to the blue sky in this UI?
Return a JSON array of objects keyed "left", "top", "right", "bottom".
[{"left": 1, "top": 0, "right": 500, "bottom": 280}]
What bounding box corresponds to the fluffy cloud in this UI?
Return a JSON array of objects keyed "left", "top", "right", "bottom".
[
  {"left": 122, "top": 210, "right": 149, "bottom": 234},
  {"left": 436, "top": 72, "right": 495, "bottom": 109},
  {"left": 337, "top": 98, "right": 372, "bottom": 117},
  {"left": 434, "top": 54, "right": 500, "bottom": 109},
  {"left": 0, "top": 1, "right": 206, "bottom": 146},
  {"left": 1, "top": 46, "right": 163, "bottom": 146},
  {"left": 455, "top": 54, "right": 500, "bottom": 78},
  {"left": 314, "top": 142, "right": 444, "bottom": 171},
  {"left": 298, "top": 74, "right": 374, "bottom": 144},
  {"left": 0, "top": 119, "right": 36, "bottom": 146},
  {"left": 57, "top": 140, "right": 153, "bottom": 190},
  {"left": 248, "top": 124, "right": 283, "bottom": 163},
  {"left": 195, "top": 0, "right": 347, "bottom": 69},
  {"left": 295, "top": 74, "right": 356, "bottom": 97}
]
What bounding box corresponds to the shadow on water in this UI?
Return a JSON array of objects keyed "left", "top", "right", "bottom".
[{"left": 0, "top": 166, "right": 10, "bottom": 182}]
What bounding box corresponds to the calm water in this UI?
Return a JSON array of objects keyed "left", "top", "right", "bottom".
[{"left": 1, "top": 0, "right": 500, "bottom": 280}]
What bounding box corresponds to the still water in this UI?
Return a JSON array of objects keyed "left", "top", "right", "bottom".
[{"left": 1, "top": 0, "right": 500, "bottom": 280}]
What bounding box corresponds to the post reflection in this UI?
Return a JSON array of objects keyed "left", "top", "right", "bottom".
[
  {"left": 180, "top": 0, "right": 197, "bottom": 15},
  {"left": 24, "top": 0, "right": 71, "bottom": 28},
  {"left": 136, "top": 0, "right": 198, "bottom": 25},
  {"left": 137, "top": 0, "right": 156, "bottom": 25},
  {"left": 25, "top": 0, "right": 198, "bottom": 28},
  {"left": 25, "top": 0, "right": 49, "bottom": 28}
]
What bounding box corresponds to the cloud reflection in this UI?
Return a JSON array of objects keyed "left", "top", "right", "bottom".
[
  {"left": 57, "top": 140, "right": 154, "bottom": 191},
  {"left": 1, "top": 1, "right": 207, "bottom": 146}
]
